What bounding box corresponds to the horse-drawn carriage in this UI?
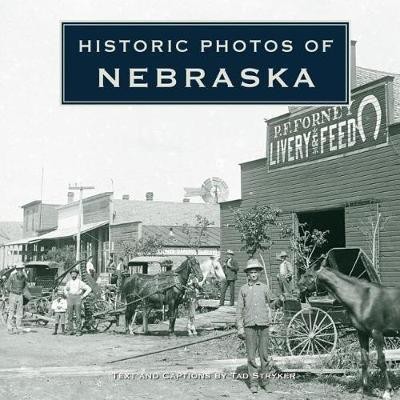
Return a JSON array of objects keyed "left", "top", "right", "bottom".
[
  {"left": 270, "top": 247, "right": 389, "bottom": 356},
  {"left": 0, "top": 261, "right": 66, "bottom": 325}
]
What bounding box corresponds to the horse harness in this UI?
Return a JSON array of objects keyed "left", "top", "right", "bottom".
[{"left": 125, "top": 260, "right": 198, "bottom": 308}]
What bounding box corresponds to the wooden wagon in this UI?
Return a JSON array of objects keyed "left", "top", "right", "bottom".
[
  {"left": 270, "top": 247, "right": 387, "bottom": 356},
  {"left": 0, "top": 261, "right": 63, "bottom": 325}
]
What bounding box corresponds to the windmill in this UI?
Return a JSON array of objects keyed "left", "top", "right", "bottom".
[{"left": 184, "top": 177, "right": 229, "bottom": 204}]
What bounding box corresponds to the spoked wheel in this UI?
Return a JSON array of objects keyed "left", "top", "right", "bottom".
[
  {"left": 286, "top": 307, "right": 338, "bottom": 356},
  {"left": 269, "top": 309, "right": 286, "bottom": 355},
  {"left": 384, "top": 337, "right": 400, "bottom": 350},
  {"left": 93, "top": 300, "right": 114, "bottom": 333},
  {"left": 35, "top": 298, "right": 50, "bottom": 326}
]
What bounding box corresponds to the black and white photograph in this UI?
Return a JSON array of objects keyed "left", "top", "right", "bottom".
[{"left": 1, "top": 1, "right": 400, "bottom": 399}]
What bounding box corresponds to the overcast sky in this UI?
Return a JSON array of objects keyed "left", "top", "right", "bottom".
[{"left": 1, "top": 0, "right": 399, "bottom": 221}]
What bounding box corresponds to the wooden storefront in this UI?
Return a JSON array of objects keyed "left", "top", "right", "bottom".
[{"left": 221, "top": 73, "right": 400, "bottom": 295}]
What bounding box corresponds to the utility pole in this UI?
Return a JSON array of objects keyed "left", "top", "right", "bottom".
[{"left": 68, "top": 184, "right": 95, "bottom": 261}]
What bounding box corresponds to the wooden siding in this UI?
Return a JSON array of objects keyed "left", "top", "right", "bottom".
[
  {"left": 345, "top": 202, "right": 378, "bottom": 259},
  {"left": 220, "top": 200, "right": 248, "bottom": 291},
  {"left": 267, "top": 212, "right": 295, "bottom": 293},
  {"left": 110, "top": 222, "right": 140, "bottom": 259},
  {"left": 222, "top": 123, "right": 400, "bottom": 290},
  {"left": 83, "top": 195, "right": 110, "bottom": 225}
]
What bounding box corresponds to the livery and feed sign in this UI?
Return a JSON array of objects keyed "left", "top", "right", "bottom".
[
  {"left": 62, "top": 22, "right": 349, "bottom": 104},
  {"left": 267, "top": 80, "right": 389, "bottom": 170}
]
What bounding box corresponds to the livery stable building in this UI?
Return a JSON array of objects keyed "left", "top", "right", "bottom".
[{"left": 221, "top": 66, "right": 400, "bottom": 295}]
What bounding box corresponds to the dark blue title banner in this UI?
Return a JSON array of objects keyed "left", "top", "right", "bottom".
[{"left": 62, "top": 22, "right": 349, "bottom": 105}]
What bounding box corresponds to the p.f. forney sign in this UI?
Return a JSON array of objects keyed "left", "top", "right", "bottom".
[{"left": 267, "top": 80, "right": 389, "bottom": 170}]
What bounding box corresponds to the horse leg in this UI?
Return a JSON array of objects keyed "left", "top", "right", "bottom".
[
  {"left": 168, "top": 301, "right": 177, "bottom": 337},
  {"left": 190, "top": 299, "right": 197, "bottom": 336},
  {"left": 187, "top": 299, "right": 196, "bottom": 336},
  {"left": 371, "top": 329, "right": 393, "bottom": 400},
  {"left": 125, "top": 302, "right": 135, "bottom": 335},
  {"left": 357, "top": 330, "right": 370, "bottom": 396},
  {"left": 143, "top": 307, "right": 149, "bottom": 335}
]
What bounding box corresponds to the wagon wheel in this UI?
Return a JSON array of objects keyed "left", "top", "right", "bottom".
[
  {"left": 286, "top": 307, "right": 338, "bottom": 356},
  {"left": 34, "top": 297, "right": 50, "bottom": 326},
  {"left": 93, "top": 300, "right": 113, "bottom": 333},
  {"left": 269, "top": 309, "right": 286, "bottom": 355},
  {"left": 384, "top": 337, "right": 400, "bottom": 350}
]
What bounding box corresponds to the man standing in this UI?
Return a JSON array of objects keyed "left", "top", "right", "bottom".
[
  {"left": 5, "top": 262, "right": 27, "bottom": 334},
  {"left": 64, "top": 269, "right": 92, "bottom": 336},
  {"left": 277, "top": 251, "right": 295, "bottom": 297},
  {"left": 236, "top": 258, "right": 271, "bottom": 394},
  {"left": 219, "top": 250, "right": 239, "bottom": 306}
]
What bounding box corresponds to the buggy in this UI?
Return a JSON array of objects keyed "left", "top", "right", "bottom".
[{"left": 270, "top": 247, "right": 385, "bottom": 356}]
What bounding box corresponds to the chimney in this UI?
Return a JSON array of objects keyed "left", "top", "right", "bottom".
[
  {"left": 146, "top": 192, "right": 154, "bottom": 201},
  {"left": 351, "top": 40, "right": 357, "bottom": 89},
  {"left": 183, "top": 198, "right": 190, "bottom": 203},
  {"left": 122, "top": 194, "right": 130, "bottom": 200},
  {"left": 67, "top": 192, "right": 74, "bottom": 204}
]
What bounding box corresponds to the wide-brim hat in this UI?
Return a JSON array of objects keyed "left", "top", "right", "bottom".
[
  {"left": 244, "top": 258, "right": 263, "bottom": 272},
  {"left": 15, "top": 262, "right": 25, "bottom": 269},
  {"left": 227, "top": 249, "right": 234, "bottom": 255},
  {"left": 278, "top": 251, "right": 289, "bottom": 259}
]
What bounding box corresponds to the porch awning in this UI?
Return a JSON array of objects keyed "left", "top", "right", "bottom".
[
  {"left": 3, "top": 236, "right": 39, "bottom": 246},
  {"left": 33, "top": 221, "right": 109, "bottom": 241},
  {"left": 128, "top": 256, "right": 166, "bottom": 264}
]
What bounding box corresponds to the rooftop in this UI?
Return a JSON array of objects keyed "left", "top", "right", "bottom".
[
  {"left": 287, "top": 66, "right": 400, "bottom": 122},
  {"left": 21, "top": 200, "right": 62, "bottom": 209},
  {"left": 142, "top": 225, "right": 220, "bottom": 247},
  {"left": 113, "top": 199, "right": 220, "bottom": 227},
  {"left": 0, "top": 222, "right": 23, "bottom": 245}
]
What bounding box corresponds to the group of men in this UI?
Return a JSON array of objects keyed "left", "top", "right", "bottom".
[
  {"left": 5, "top": 249, "right": 295, "bottom": 394},
  {"left": 219, "top": 249, "right": 294, "bottom": 306},
  {"left": 4, "top": 262, "right": 92, "bottom": 335}
]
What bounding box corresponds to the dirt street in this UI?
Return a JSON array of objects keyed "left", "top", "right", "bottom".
[{"left": 1, "top": 324, "right": 399, "bottom": 400}]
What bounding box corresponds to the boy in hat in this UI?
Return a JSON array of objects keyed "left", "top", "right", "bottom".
[
  {"left": 51, "top": 290, "right": 67, "bottom": 335},
  {"left": 236, "top": 258, "right": 272, "bottom": 394},
  {"left": 5, "top": 262, "right": 27, "bottom": 334},
  {"left": 277, "top": 251, "right": 294, "bottom": 296},
  {"left": 64, "top": 268, "right": 92, "bottom": 336},
  {"left": 219, "top": 249, "right": 239, "bottom": 306}
]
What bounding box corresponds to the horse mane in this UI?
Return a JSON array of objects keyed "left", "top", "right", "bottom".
[
  {"left": 322, "top": 266, "right": 382, "bottom": 289},
  {"left": 175, "top": 257, "right": 190, "bottom": 273}
]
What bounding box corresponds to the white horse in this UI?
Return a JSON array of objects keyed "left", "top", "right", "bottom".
[
  {"left": 199, "top": 257, "right": 226, "bottom": 285},
  {"left": 186, "top": 257, "right": 226, "bottom": 336}
]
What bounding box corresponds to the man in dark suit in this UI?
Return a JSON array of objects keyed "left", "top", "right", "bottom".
[{"left": 219, "top": 250, "right": 239, "bottom": 306}]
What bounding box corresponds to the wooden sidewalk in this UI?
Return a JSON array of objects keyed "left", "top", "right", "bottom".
[{"left": 155, "top": 305, "right": 237, "bottom": 331}]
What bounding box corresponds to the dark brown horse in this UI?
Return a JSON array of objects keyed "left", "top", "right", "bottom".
[
  {"left": 122, "top": 256, "right": 203, "bottom": 336},
  {"left": 299, "top": 261, "right": 399, "bottom": 400}
]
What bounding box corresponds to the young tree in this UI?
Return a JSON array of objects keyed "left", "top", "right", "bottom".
[
  {"left": 45, "top": 245, "right": 76, "bottom": 271},
  {"left": 181, "top": 215, "right": 214, "bottom": 255},
  {"left": 233, "top": 205, "right": 282, "bottom": 288},
  {"left": 281, "top": 223, "right": 329, "bottom": 271},
  {"left": 351, "top": 212, "right": 389, "bottom": 276},
  {"left": 119, "top": 234, "right": 164, "bottom": 260}
]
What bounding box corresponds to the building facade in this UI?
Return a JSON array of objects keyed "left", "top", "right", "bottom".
[
  {"left": 221, "top": 66, "right": 400, "bottom": 295},
  {"left": 1, "top": 192, "right": 221, "bottom": 272},
  {"left": 21, "top": 200, "right": 60, "bottom": 238}
]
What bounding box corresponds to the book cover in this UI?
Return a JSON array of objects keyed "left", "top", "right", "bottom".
[{"left": 1, "top": 1, "right": 399, "bottom": 399}]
